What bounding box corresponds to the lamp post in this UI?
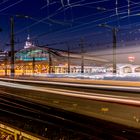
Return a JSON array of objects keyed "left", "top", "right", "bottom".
[
  {"left": 98, "top": 24, "right": 118, "bottom": 74},
  {"left": 10, "top": 15, "right": 32, "bottom": 77}
]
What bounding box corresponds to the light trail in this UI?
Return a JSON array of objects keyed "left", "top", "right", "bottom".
[
  {"left": 0, "top": 77, "right": 140, "bottom": 92},
  {"left": 0, "top": 79, "right": 140, "bottom": 106}
]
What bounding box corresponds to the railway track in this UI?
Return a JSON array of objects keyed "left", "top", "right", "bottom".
[{"left": 0, "top": 92, "right": 140, "bottom": 140}]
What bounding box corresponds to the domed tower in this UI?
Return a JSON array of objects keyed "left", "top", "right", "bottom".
[{"left": 24, "top": 34, "right": 34, "bottom": 49}]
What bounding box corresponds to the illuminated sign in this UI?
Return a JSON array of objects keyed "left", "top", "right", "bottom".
[
  {"left": 128, "top": 56, "right": 135, "bottom": 62},
  {"left": 19, "top": 57, "right": 48, "bottom": 61}
]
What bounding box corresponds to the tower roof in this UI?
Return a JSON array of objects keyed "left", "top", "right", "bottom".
[
  {"left": 24, "top": 34, "right": 34, "bottom": 49},
  {"left": 27, "top": 34, "right": 30, "bottom": 40}
]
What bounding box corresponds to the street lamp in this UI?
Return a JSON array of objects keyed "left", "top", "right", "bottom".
[{"left": 98, "top": 23, "right": 118, "bottom": 74}]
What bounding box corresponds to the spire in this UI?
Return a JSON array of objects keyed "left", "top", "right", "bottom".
[
  {"left": 24, "top": 34, "right": 34, "bottom": 49},
  {"left": 27, "top": 34, "right": 30, "bottom": 41}
]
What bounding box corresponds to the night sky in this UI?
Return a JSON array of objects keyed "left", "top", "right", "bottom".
[{"left": 0, "top": 0, "right": 140, "bottom": 55}]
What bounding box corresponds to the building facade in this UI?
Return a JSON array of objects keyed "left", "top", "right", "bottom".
[{"left": 0, "top": 35, "right": 140, "bottom": 76}]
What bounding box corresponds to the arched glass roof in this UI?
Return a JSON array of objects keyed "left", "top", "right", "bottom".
[{"left": 15, "top": 46, "right": 60, "bottom": 62}]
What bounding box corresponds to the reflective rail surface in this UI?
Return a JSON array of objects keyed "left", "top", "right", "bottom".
[
  {"left": 0, "top": 77, "right": 140, "bottom": 130},
  {"left": 0, "top": 93, "right": 140, "bottom": 139}
]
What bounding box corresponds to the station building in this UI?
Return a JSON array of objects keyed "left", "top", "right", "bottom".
[
  {"left": 0, "top": 35, "right": 140, "bottom": 76},
  {"left": 4, "top": 35, "right": 108, "bottom": 75}
]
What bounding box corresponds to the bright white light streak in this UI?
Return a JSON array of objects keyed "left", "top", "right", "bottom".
[
  {"left": 67, "top": 0, "right": 70, "bottom": 5},
  {"left": 61, "top": 0, "right": 64, "bottom": 7},
  {"left": 0, "top": 79, "right": 140, "bottom": 106},
  {"left": 47, "top": 0, "right": 49, "bottom": 5},
  {"left": 128, "top": 0, "right": 130, "bottom": 15},
  {"left": 0, "top": 77, "right": 140, "bottom": 92},
  {"left": 116, "top": 0, "right": 118, "bottom": 15}
]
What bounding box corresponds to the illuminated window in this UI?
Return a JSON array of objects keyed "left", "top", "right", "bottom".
[
  {"left": 123, "top": 66, "right": 132, "bottom": 73},
  {"left": 135, "top": 67, "right": 140, "bottom": 72}
]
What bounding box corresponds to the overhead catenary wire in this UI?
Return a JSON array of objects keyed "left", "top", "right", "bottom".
[
  {"left": 49, "top": 6, "right": 140, "bottom": 36},
  {"left": 15, "top": 0, "right": 112, "bottom": 35},
  {"left": 0, "top": 0, "right": 23, "bottom": 13},
  {"left": 11, "top": 0, "right": 136, "bottom": 38},
  {"left": 41, "top": 1, "right": 57, "bottom": 9},
  {"left": 116, "top": 0, "right": 118, "bottom": 15},
  {"left": 0, "top": 0, "right": 9, "bottom": 6},
  {"left": 3, "top": 0, "right": 140, "bottom": 53},
  {"left": 128, "top": 0, "right": 130, "bottom": 15},
  {"left": 15, "top": 0, "right": 140, "bottom": 40},
  {"left": 73, "top": 0, "right": 140, "bottom": 22}
]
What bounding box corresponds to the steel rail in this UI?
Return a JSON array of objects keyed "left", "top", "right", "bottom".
[
  {"left": 0, "top": 79, "right": 139, "bottom": 107},
  {"left": 0, "top": 77, "right": 140, "bottom": 92}
]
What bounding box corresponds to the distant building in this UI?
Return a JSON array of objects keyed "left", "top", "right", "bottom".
[
  {"left": 14, "top": 35, "right": 108, "bottom": 75},
  {"left": 1, "top": 35, "right": 140, "bottom": 76}
]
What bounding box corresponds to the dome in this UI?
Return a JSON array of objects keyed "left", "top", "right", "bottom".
[{"left": 24, "top": 34, "right": 35, "bottom": 49}]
